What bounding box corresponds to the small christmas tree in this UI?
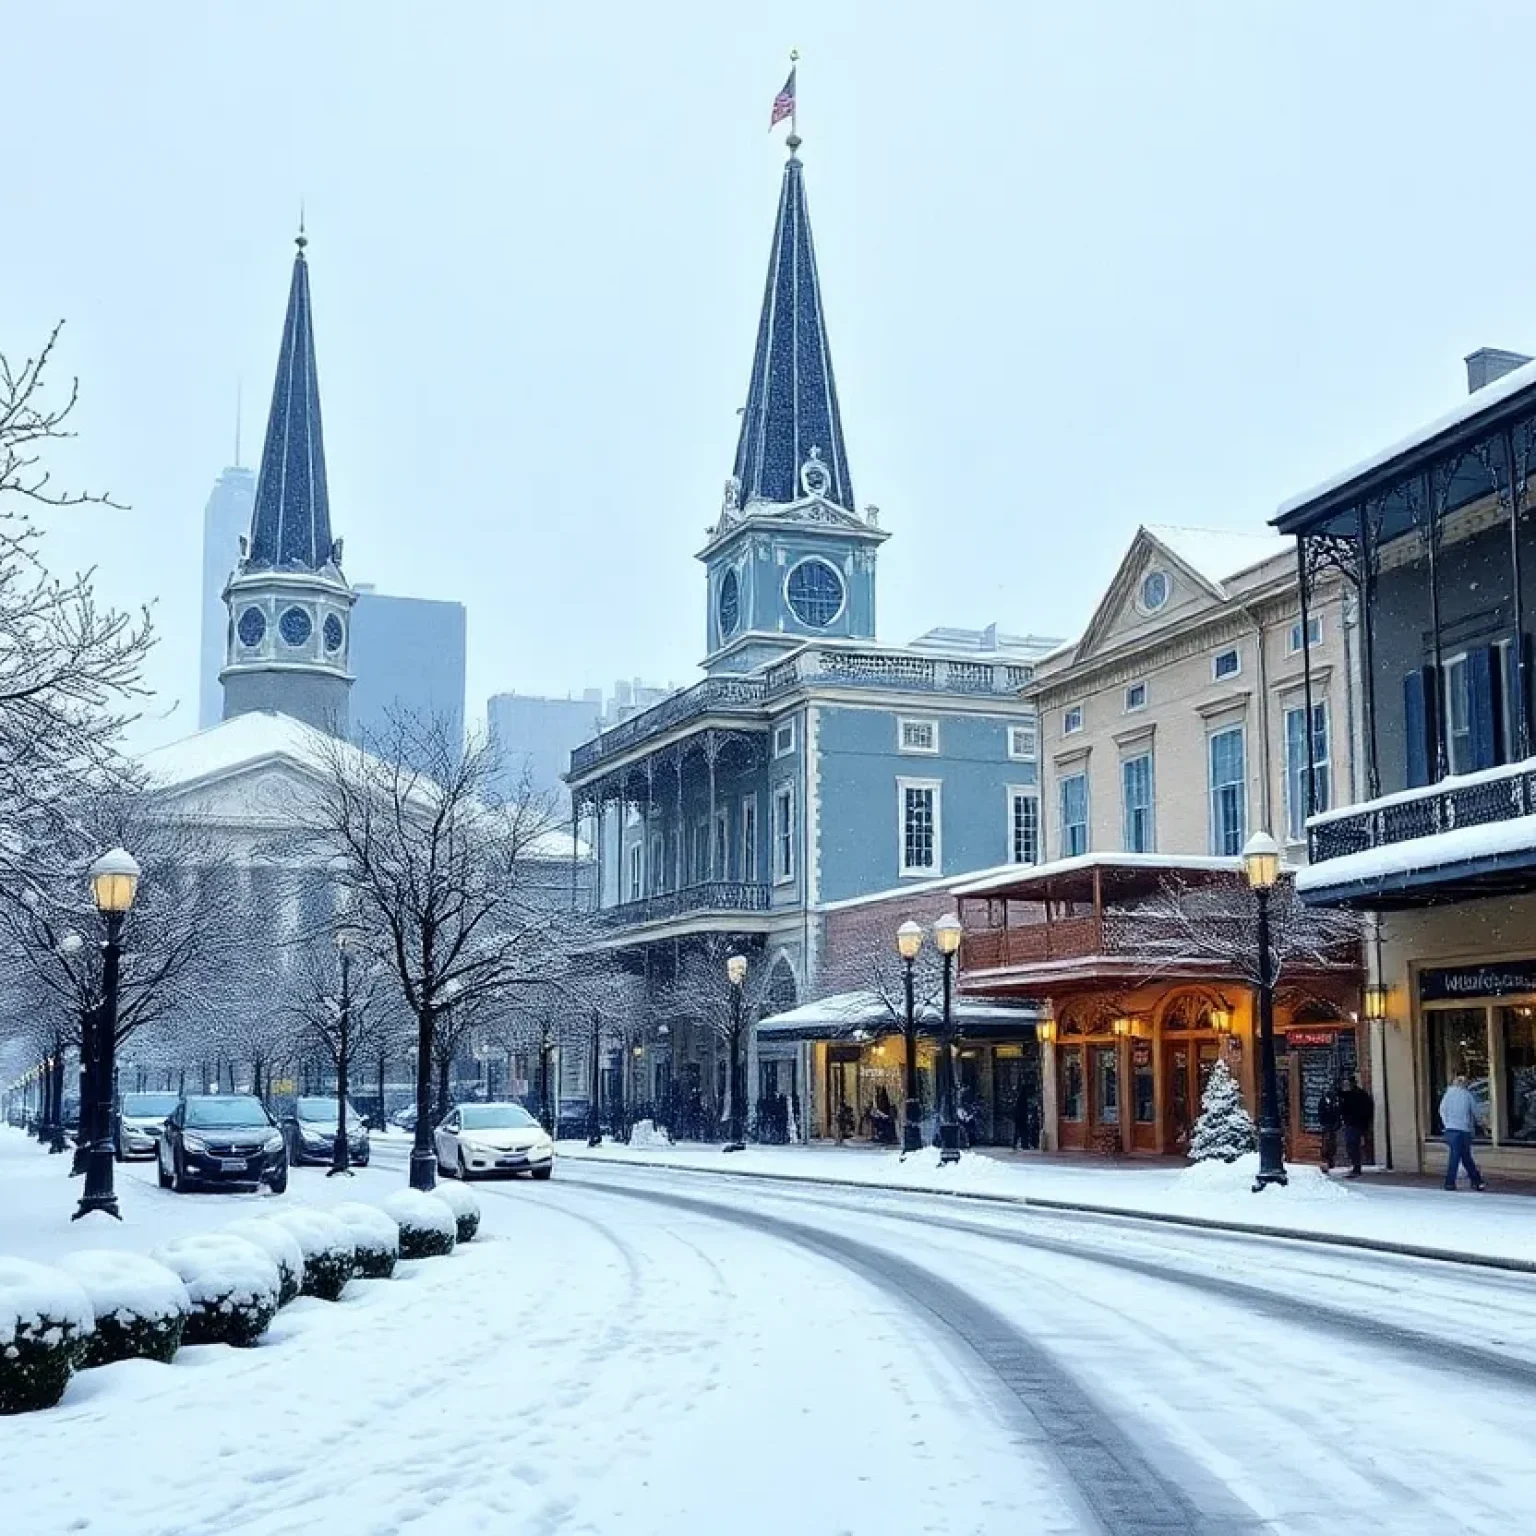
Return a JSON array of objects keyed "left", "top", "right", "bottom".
[{"left": 1187, "top": 1058, "right": 1256, "bottom": 1163}]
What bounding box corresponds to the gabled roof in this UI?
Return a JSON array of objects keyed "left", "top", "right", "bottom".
[
  {"left": 246, "top": 231, "right": 336, "bottom": 572},
  {"left": 731, "top": 149, "right": 854, "bottom": 513}
]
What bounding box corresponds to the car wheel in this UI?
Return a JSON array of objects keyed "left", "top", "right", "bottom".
[
  {"left": 532, "top": 1166, "right": 553, "bottom": 1181},
  {"left": 113, "top": 1137, "right": 124, "bottom": 1163},
  {"left": 266, "top": 1159, "right": 289, "bottom": 1196},
  {"left": 457, "top": 1150, "right": 471, "bottom": 1181},
  {"left": 156, "top": 1153, "right": 171, "bottom": 1189},
  {"left": 169, "top": 1151, "right": 185, "bottom": 1194}
]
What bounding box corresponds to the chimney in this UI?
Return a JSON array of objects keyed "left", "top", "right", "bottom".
[{"left": 1465, "top": 347, "right": 1533, "bottom": 394}]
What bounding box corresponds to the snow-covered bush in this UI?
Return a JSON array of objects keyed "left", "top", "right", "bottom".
[
  {"left": 59, "top": 1252, "right": 189, "bottom": 1368},
  {"left": 151, "top": 1236, "right": 280, "bottom": 1348},
  {"left": 430, "top": 1179, "right": 480, "bottom": 1243},
  {"left": 382, "top": 1189, "right": 457, "bottom": 1258},
  {"left": 1188, "top": 1058, "right": 1256, "bottom": 1163},
  {"left": 629, "top": 1118, "right": 671, "bottom": 1150},
  {"left": 270, "top": 1210, "right": 356, "bottom": 1301},
  {"left": 330, "top": 1203, "right": 400, "bottom": 1279},
  {"left": 224, "top": 1219, "right": 305, "bottom": 1307},
  {"left": 0, "top": 1259, "right": 94, "bottom": 1414}
]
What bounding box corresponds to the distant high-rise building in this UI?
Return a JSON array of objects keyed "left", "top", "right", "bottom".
[
  {"left": 199, "top": 465, "right": 256, "bottom": 728},
  {"left": 487, "top": 690, "right": 605, "bottom": 806},
  {"left": 349, "top": 587, "right": 467, "bottom": 764}
]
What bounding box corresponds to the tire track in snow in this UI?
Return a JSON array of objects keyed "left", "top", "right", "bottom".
[{"left": 557, "top": 1173, "right": 1266, "bottom": 1536}]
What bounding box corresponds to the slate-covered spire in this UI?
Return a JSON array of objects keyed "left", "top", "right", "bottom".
[
  {"left": 247, "top": 227, "right": 334, "bottom": 571},
  {"left": 731, "top": 148, "right": 855, "bottom": 512}
]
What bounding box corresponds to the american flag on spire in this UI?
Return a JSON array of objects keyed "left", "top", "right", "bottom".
[{"left": 770, "top": 67, "right": 796, "bottom": 130}]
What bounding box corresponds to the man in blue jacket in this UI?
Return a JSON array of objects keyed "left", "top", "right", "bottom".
[{"left": 1439, "top": 1074, "right": 1486, "bottom": 1192}]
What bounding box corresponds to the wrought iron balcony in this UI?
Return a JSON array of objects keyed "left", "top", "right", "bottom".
[
  {"left": 1309, "top": 764, "right": 1536, "bottom": 865},
  {"left": 569, "top": 678, "right": 768, "bottom": 777},
  {"left": 595, "top": 881, "right": 773, "bottom": 929},
  {"left": 762, "top": 647, "right": 1033, "bottom": 698}
]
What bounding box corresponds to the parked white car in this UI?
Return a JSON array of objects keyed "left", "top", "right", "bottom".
[{"left": 435, "top": 1103, "right": 555, "bottom": 1180}]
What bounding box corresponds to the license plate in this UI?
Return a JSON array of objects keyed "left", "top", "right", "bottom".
[{"left": 219, "top": 1158, "right": 246, "bottom": 1172}]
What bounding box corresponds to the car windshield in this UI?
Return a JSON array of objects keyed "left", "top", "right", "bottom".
[
  {"left": 297, "top": 1097, "right": 363, "bottom": 1123},
  {"left": 459, "top": 1104, "right": 537, "bottom": 1130},
  {"left": 122, "top": 1093, "right": 177, "bottom": 1117},
  {"left": 184, "top": 1096, "right": 271, "bottom": 1129}
]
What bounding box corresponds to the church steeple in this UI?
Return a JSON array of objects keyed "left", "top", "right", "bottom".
[
  {"left": 221, "top": 228, "right": 356, "bottom": 735},
  {"left": 247, "top": 226, "right": 335, "bottom": 572},
  {"left": 731, "top": 147, "right": 855, "bottom": 512}
]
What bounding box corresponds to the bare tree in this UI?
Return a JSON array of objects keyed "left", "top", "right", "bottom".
[{"left": 302, "top": 710, "right": 584, "bottom": 1189}]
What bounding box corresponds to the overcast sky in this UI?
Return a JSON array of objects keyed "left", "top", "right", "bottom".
[{"left": 9, "top": 3, "right": 1536, "bottom": 750}]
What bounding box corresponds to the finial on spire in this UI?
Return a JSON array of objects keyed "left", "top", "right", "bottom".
[{"left": 296, "top": 202, "right": 307, "bottom": 253}]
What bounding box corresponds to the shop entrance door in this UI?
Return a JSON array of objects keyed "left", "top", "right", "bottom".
[
  {"left": 826, "top": 1050, "right": 859, "bottom": 1142},
  {"left": 1164, "top": 1039, "right": 1222, "bottom": 1155}
]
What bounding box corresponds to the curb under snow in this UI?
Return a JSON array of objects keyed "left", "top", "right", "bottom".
[{"left": 560, "top": 1151, "right": 1536, "bottom": 1276}]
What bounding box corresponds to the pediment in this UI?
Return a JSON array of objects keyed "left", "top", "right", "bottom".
[
  {"left": 156, "top": 762, "right": 320, "bottom": 827},
  {"left": 1074, "top": 529, "right": 1226, "bottom": 662}
]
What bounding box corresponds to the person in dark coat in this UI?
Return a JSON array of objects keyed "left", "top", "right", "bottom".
[
  {"left": 1011, "top": 1086, "right": 1033, "bottom": 1152},
  {"left": 1338, "top": 1074, "right": 1374, "bottom": 1178},
  {"left": 1316, "top": 1082, "right": 1342, "bottom": 1172}
]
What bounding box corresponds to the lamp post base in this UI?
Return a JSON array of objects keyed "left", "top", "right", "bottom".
[
  {"left": 1252, "top": 1128, "right": 1289, "bottom": 1191},
  {"left": 937, "top": 1122, "right": 961, "bottom": 1165},
  {"left": 408, "top": 1146, "right": 438, "bottom": 1191},
  {"left": 71, "top": 1193, "right": 121, "bottom": 1222},
  {"left": 902, "top": 1099, "right": 924, "bottom": 1155},
  {"left": 326, "top": 1165, "right": 355, "bottom": 1179}
]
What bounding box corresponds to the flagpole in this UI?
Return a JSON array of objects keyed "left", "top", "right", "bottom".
[{"left": 789, "top": 48, "right": 800, "bottom": 154}]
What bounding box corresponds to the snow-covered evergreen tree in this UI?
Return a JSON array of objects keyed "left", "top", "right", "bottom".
[{"left": 1187, "top": 1058, "right": 1255, "bottom": 1163}]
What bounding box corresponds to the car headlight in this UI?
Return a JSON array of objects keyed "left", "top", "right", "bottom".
[
  {"left": 182, "top": 1134, "right": 207, "bottom": 1153},
  {"left": 529, "top": 1142, "right": 553, "bottom": 1158},
  {"left": 264, "top": 1132, "right": 284, "bottom": 1154}
]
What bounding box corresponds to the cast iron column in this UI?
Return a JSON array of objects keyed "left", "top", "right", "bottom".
[
  {"left": 902, "top": 954, "right": 923, "bottom": 1153},
  {"left": 74, "top": 914, "right": 123, "bottom": 1220},
  {"left": 329, "top": 946, "right": 353, "bottom": 1177},
  {"left": 725, "top": 983, "right": 746, "bottom": 1152},
  {"left": 587, "top": 1009, "right": 603, "bottom": 1147},
  {"left": 937, "top": 947, "right": 960, "bottom": 1163},
  {"left": 1253, "top": 884, "right": 1289, "bottom": 1190}
]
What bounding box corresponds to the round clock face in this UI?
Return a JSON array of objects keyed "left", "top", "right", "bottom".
[
  {"left": 237, "top": 606, "right": 266, "bottom": 647},
  {"left": 323, "top": 613, "right": 344, "bottom": 653},
  {"left": 786, "top": 558, "right": 845, "bottom": 628},
  {"left": 279, "top": 606, "right": 313, "bottom": 647},
  {"left": 718, "top": 569, "right": 740, "bottom": 638}
]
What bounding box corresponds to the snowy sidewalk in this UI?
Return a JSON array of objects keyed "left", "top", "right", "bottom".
[{"left": 559, "top": 1137, "right": 1536, "bottom": 1269}]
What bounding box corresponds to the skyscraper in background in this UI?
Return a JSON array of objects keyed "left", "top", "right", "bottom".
[
  {"left": 487, "top": 690, "right": 605, "bottom": 807},
  {"left": 198, "top": 464, "right": 256, "bottom": 728},
  {"left": 348, "top": 587, "right": 467, "bottom": 763}
]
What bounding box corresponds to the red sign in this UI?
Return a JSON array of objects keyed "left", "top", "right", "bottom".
[{"left": 1286, "top": 1030, "right": 1339, "bottom": 1048}]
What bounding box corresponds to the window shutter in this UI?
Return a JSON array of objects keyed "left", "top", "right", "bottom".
[
  {"left": 1512, "top": 635, "right": 1532, "bottom": 761},
  {"left": 1468, "top": 646, "right": 1497, "bottom": 771},
  {"left": 1404, "top": 671, "right": 1429, "bottom": 788}
]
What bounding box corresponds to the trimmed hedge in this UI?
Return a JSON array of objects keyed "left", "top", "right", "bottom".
[
  {"left": 430, "top": 1180, "right": 481, "bottom": 1244},
  {"left": 59, "top": 1252, "right": 189, "bottom": 1368},
  {"left": 224, "top": 1219, "right": 305, "bottom": 1307},
  {"left": 0, "top": 1259, "right": 93, "bottom": 1414},
  {"left": 331, "top": 1203, "right": 400, "bottom": 1279},
  {"left": 151, "top": 1237, "right": 280, "bottom": 1348},
  {"left": 271, "top": 1210, "right": 356, "bottom": 1301},
  {"left": 382, "top": 1189, "right": 457, "bottom": 1259}
]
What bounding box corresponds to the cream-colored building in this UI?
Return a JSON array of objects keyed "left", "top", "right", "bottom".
[{"left": 1025, "top": 525, "right": 1356, "bottom": 865}]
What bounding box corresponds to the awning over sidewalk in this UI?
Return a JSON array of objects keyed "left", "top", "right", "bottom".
[{"left": 757, "top": 990, "right": 1042, "bottom": 1044}]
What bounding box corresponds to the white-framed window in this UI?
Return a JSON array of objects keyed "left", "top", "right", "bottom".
[
  {"left": 1208, "top": 726, "right": 1247, "bottom": 856},
  {"left": 741, "top": 795, "right": 759, "bottom": 883},
  {"left": 1060, "top": 773, "right": 1089, "bottom": 857},
  {"left": 1213, "top": 647, "right": 1241, "bottom": 681},
  {"left": 773, "top": 720, "right": 796, "bottom": 758},
  {"left": 1008, "top": 722, "right": 1037, "bottom": 760},
  {"left": 1443, "top": 652, "right": 1472, "bottom": 775},
  {"left": 898, "top": 717, "right": 939, "bottom": 754},
  {"left": 1063, "top": 705, "right": 1084, "bottom": 735},
  {"left": 1124, "top": 681, "right": 1148, "bottom": 713},
  {"left": 1287, "top": 615, "right": 1323, "bottom": 654},
  {"left": 1284, "top": 700, "right": 1331, "bottom": 841},
  {"left": 898, "top": 777, "right": 942, "bottom": 876},
  {"left": 1007, "top": 787, "right": 1039, "bottom": 866},
  {"left": 627, "top": 843, "right": 643, "bottom": 902},
  {"left": 1121, "top": 753, "right": 1154, "bottom": 854},
  {"left": 772, "top": 784, "right": 795, "bottom": 883},
  {"left": 649, "top": 833, "right": 665, "bottom": 894}
]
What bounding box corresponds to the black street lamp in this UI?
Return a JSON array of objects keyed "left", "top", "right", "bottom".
[
  {"left": 329, "top": 924, "right": 357, "bottom": 1178},
  {"left": 724, "top": 953, "right": 747, "bottom": 1152},
  {"left": 933, "top": 912, "right": 963, "bottom": 1165},
  {"left": 896, "top": 920, "right": 925, "bottom": 1154},
  {"left": 538, "top": 1022, "right": 554, "bottom": 1135},
  {"left": 74, "top": 846, "right": 140, "bottom": 1222},
  {"left": 587, "top": 1008, "right": 603, "bottom": 1146},
  {"left": 1242, "top": 831, "right": 1288, "bottom": 1192}
]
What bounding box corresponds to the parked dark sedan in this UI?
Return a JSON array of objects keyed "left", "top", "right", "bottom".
[
  {"left": 275, "top": 1096, "right": 370, "bottom": 1167},
  {"left": 156, "top": 1095, "right": 288, "bottom": 1194}
]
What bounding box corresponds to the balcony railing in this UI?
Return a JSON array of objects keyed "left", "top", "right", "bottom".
[
  {"left": 763, "top": 648, "right": 1032, "bottom": 698},
  {"left": 1309, "top": 764, "right": 1536, "bottom": 864},
  {"left": 961, "top": 914, "right": 1104, "bottom": 971},
  {"left": 595, "top": 881, "right": 772, "bottom": 929},
  {"left": 569, "top": 678, "right": 768, "bottom": 776}
]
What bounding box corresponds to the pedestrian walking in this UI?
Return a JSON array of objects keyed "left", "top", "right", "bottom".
[
  {"left": 1439, "top": 1073, "right": 1486, "bottom": 1191},
  {"left": 1011, "top": 1085, "right": 1032, "bottom": 1151},
  {"left": 1316, "top": 1082, "right": 1342, "bottom": 1171},
  {"left": 1338, "top": 1074, "right": 1374, "bottom": 1178}
]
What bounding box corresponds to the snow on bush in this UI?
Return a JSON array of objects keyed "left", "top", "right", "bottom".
[
  {"left": 224, "top": 1218, "right": 306, "bottom": 1307},
  {"left": 1187, "top": 1058, "right": 1256, "bottom": 1163},
  {"left": 628, "top": 1118, "right": 671, "bottom": 1150},
  {"left": 151, "top": 1236, "right": 280, "bottom": 1348},
  {"left": 0, "top": 1259, "right": 94, "bottom": 1414},
  {"left": 430, "top": 1179, "right": 481, "bottom": 1243},
  {"left": 1177, "top": 1152, "right": 1351, "bottom": 1203},
  {"left": 58, "top": 1252, "right": 189, "bottom": 1368},
  {"left": 382, "top": 1189, "right": 457, "bottom": 1258},
  {"left": 270, "top": 1210, "right": 357, "bottom": 1301},
  {"left": 331, "top": 1203, "right": 400, "bottom": 1278}
]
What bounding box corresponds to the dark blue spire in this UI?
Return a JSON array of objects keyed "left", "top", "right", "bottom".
[
  {"left": 732, "top": 152, "right": 854, "bottom": 511},
  {"left": 247, "top": 230, "right": 335, "bottom": 571}
]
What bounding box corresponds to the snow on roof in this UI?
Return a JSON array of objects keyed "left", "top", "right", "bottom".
[
  {"left": 951, "top": 850, "right": 1246, "bottom": 899},
  {"left": 814, "top": 862, "right": 1021, "bottom": 913},
  {"left": 757, "top": 989, "right": 1039, "bottom": 1039},
  {"left": 1277, "top": 355, "right": 1536, "bottom": 520},
  {"left": 1144, "top": 525, "right": 1295, "bottom": 587},
  {"left": 1296, "top": 815, "right": 1536, "bottom": 894}
]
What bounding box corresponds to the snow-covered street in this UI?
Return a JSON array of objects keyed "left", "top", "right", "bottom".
[{"left": 5, "top": 1129, "right": 1536, "bottom": 1535}]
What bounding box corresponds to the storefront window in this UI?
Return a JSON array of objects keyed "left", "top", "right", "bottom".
[
  {"left": 1426, "top": 1008, "right": 1491, "bottom": 1138},
  {"left": 1093, "top": 1045, "right": 1119, "bottom": 1126},
  {"left": 1133, "top": 1044, "right": 1154, "bottom": 1124},
  {"left": 1500, "top": 1007, "right": 1536, "bottom": 1143},
  {"left": 1060, "top": 1047, "right": 1084, "bottom": 1121}
]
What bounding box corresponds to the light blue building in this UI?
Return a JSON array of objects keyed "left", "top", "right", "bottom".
[
  {"left": 349, "top": 587, "right": 467, "bottom": 768},
  {"left": 566, "top": 140, "right": 1057, "bottom": 1133}
]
